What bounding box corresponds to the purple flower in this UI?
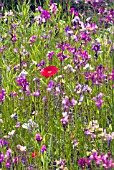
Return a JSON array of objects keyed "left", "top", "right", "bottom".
[
  {"left": 46, "top": 51, "right": 54, "bottom": 61},
  {"left": 5, "top": 160, "right": 11, "bottom": 168},
  {"left": 29, "top": 35, "right": 37, "bottom": 46},
  {"left": 15, "top": 122, "right": 21, "bottom": 128},
  {"left": 92, "top": 93, "right": 104, "bottom": 109},
  {"left": 37, "top": 60, "right": 46, "bottom": 69},
  {"left": 49, "top": 2, "right": 58, "bottom": 14},
  {"left": 32, "top": 90, "right": 40, "bottom": 97},
  {"left": 10, "top": 113, "right": 18, "bottom": 119},
  {"left": 47, "top": 80, "right": 56, "bottom": 92},
  {"left": 11, "top": 34, "right": 18, "bottom": 42},
  {"left": 0, "top": 46, "right": 8, "bottom": 53},
  {"left": 78, "top": 157, "right": 90, "bottom": 169},
  {"left": 71, "top": 98, "right": 77, "bottom": 106},
  {"left": 5, "top": 148, "right": 12, "bottom": 159},
  {"left": 65, "top": 26, "right": 70, "bottom": 32},
  {"left": 68, "top": 8, "right": 75, "bottom": 14},
  {"left": 0, "top": 89, "right": 7, "bottom": 103},
  {"left": 0, "top": 139, "right": 9, "bottom": 147},
  {"left": 41, "top": 145, "right": 47, "bottom": 154},
  {"left": 13, "top": 157, "right": 19, "bottom": 164},
  {"left": 16, "top": 73, "right": 29, "bottom": 92},
  {"left": 91, "top": 42, "right": 101, "bottom": 52},
  {"left": 56, "top": 52, "right": 68, "bottom": 61},
  {"left": 0, "top": 152, "right": 4, "bottom": 162},
  {"left": 41, "top": 10, "right": 50, "bottom": 19},
  {"left": 35, "top": 133, "right": 42, "bottom": 142},
  {"left": 60, "top": 112, "right": 69, "bottom": 128},
  {"left": 35, "top": 6, "right": 43, "bottom": 12},
  {"left": 109, "top": 69, "right": 114, "bottom": 81}
]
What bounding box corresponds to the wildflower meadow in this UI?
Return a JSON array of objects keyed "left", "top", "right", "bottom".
[{"left": 0, "top": 0, "right": 114, "bottom": 169}]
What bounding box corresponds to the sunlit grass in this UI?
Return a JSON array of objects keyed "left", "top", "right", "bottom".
[{"left": 0, "top": 0, "right": 114, "bottom": 169}]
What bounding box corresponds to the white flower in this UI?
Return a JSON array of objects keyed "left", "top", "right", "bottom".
[
  {"left": 17, "top": 145, "right": 26, "bottom": 152},
  {"left": 22, "top": 119, "right": 38, "bottom": 130}
]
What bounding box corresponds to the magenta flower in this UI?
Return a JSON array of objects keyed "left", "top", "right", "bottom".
[
  {"left": 32, "top": 90, "right": 40, "bottom": 97},
  {"left": 29, "top": 35, "right": 37, "bottom": 46},
  {"left": 78, "top": 158, "right": 90, "bottom": 169},
  {"left": 49, "top": 2, "right": 58, "bottom": 14},
  {"left": 41, "top": 10, "right": 50, "bottom": 19},
  {"left": 41, "top": 145, "right": 46, "bottom": 154},
  {"left": 92, "top": 93, "right": 104, "bottom": 109},
  {"left": 35, "top": 134, "right": 42, "bottom": 142},
  {"left": 0, "top": 89, "right": 7, "bottom": 103}
]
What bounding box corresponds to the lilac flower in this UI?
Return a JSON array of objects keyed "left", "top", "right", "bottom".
[
  {"left": 64, "top": 64, "right": 76, "bottom": 73},
  {"left": 17, "top": 145, "right": 26, "bottom": 152},
  {"left": 40, "top": 145, "right": 47, "bottom": 154},
  {"left": 80, "top": 31, "right": 92, "bottom": 43},
  {"left": 91, "top": 42, "right": 101, "bottom": 52},
  {"left": 11, "top": 34, "right": 18, "bottom": 42},
  {"left": 92, "top": 93, "right": 104, "bottom": 109},
  {"left": 84, "top": 129, "right": 96, "bottom": 139},
  {"left": 60, "top": 112, "right": 69, "bottom": 128},
  {"left": 41, "top": 10, "right": 50, "bottom": 19},
  {"left": 0, "top": 46, "right": 8, "bottom": 53},
  {"left": 0, "top": 152, "right": 4, "bottom": 162},
  {"left": 16, "top": 72, "right": 29, "bottom": 92},
  {"left": 22, "top": 119, "right": 38, "bottom": 131},
  {"left": 0, "top": 139, "right": 9, "bottom": 147},
  {"left": 0, "top": 119, "right": 3, "bottom": 123},
  {"left": 56, "top": 42, "right": 70, "bottom": 51},
  {"left": 15, "top": 122, "right": 20, "bottom": 128},
  {"left": 47, "top": 80, "right": 56, "bottom": 92},
  {"left": 65, "top": 26, "right": 70, "bottom": 32},
  {"left": 11, "top": 23, "right": 19, "bottom": 28},
  {"left": 35, "top": 133, "right": 42, "bottom": 142},
  {"left": 46, "top": 51, "right": 54, "bottom": 61},
  {"left": 71, "top": 98, "right": 77, "bottom": 106},
  {"left": 5, "top": 160, "right": 11, "bottom": 169},
  {"left": 49, "top": 2, "right": 58, "bottom": 14},
  {"left": 13, "top": 157, "right": 19, "bottom": 164},
  {"left": 35, "top": 6, "right": 43, "bottom": 12},
  {"left": 4, "top": 10, "right": 13, "bottom": 17},
  {"left": 42, "top": 96, "right": 47, "bottom": 104},
  {"left": 85, "top": 23, "right": 98, "bottom": 31},
  {"left": 78, "top": 157, "right": 90, "bottom": 169},
  {"left": 84, "top": 65, "right": 107, "bottom": 86},
  {"left": 56, "top": 52, "right": 68, "bottom": 61},
  {"left": 32, "top": 90, "right": 40, "bottom": 97},
  {"left": 37, "top": 60, "right": 46, "bottom": 69},
  {"left": 0, "top": 89, "right": 7, "bottom": 103},
  {"left": 109, "top": 69, "right": 114, "bottom": 81},
  {"left": 34, "top": 15, "right": 46, "bottom": 24},
  {"left": 62, "top": 97, "right": 70, "bottom": 111},
  {"left": 74, "top": 84, "right": 92, "bottom": 94},
  {"left": 72, "top": 139, "right": 78, "bottom": 149},
  {"left": 29, "top": 35, "right": 37, "bottom": 46},
  {"left": 89, "top": 151, "right": 114, "bottom": 169},
  {"left": 5, "top": 148, "right": 12, "bottom": 159},
  {"left": 69, "top": 7, "right": 75, "bottom": 13},
  {"left": 62, "top": 96, "right": 77, "bottom": 111},
  {"left": 6, "top": 130, "right": 15, "bottom": 138},
  {"left": 10, "top": 113, "right": 18, "bottom": 120}
]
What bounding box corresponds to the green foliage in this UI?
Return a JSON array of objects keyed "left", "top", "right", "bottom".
[{"left": 0, "top": 0, "right": 114, "bottom": 169}]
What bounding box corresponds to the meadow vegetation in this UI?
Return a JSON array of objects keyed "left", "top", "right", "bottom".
[{"left": 0, "top": 0, "right": 114, "bottom": 169}]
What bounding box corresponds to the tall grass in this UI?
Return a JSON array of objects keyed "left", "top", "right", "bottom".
[{"left": 0, "top": 0, "right": 114, "bottom": 169}]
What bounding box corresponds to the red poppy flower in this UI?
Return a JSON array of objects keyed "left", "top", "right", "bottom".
[
  {"left": 40, "top": 66, "right": 58, "bottom": 78},
  {"left": 31, "top": 151, "right": 38, "bottom": 158}
]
